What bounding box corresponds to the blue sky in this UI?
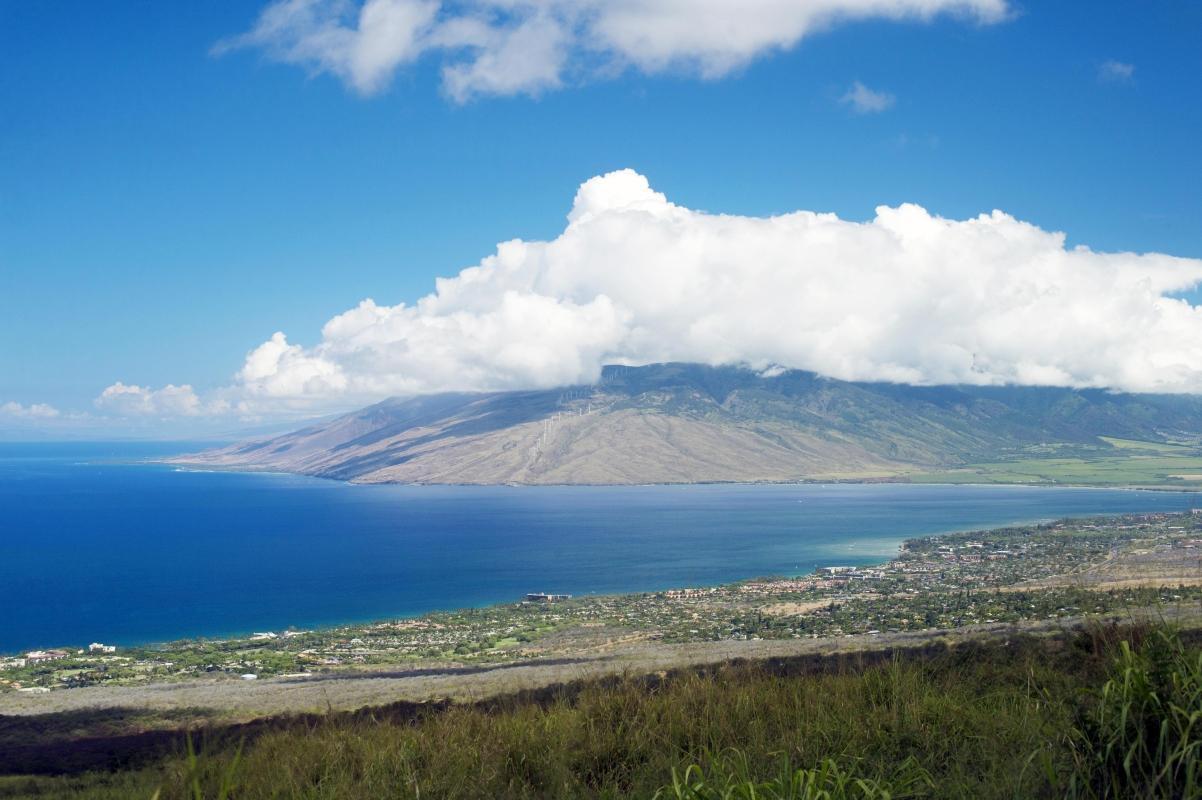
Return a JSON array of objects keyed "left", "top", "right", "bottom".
[{"left": 2, "top": 1, "right": 1201, "bottom": 433}]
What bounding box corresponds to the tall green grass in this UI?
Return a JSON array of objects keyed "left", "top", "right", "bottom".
[
  {"left": 3, "top": 626, "right": 1200, "bottom": 799},
  {"left": 654, "top": 752, "right": 932, "bottom": 799},
  {"left": 1058, "top": 627, "right": 1202, "bottom": 798}
]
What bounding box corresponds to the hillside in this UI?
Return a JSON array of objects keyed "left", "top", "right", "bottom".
[
  {"left": 174, "top": 363, "right": 1202, "bottom": 485},
  {"left": 6, "top": 624, "right": 1202, "bottom": 799}
]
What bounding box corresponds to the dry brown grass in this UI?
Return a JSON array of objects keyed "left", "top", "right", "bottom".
[{"left": 758, "top": 600, "right": 835, "bottom": 616}]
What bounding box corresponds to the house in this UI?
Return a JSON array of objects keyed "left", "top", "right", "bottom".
[{"left": 25, "top": 650, "right": 68, "bottom": 664}]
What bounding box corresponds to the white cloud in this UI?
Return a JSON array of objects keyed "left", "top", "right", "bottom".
[
  {"left": 94, "top": 382, "right": 204, "bottom": 417},
  {"left": 435, "top": 10, "right": 570, "bottom": 101},
  {"left": 216, "top": 0, "right": 1011, "bottom": 100},
  {"left": 0, "top": 401, "right": 61, "bottom": 419},
  {"left": 1098, "top": 59, "right": 1135, "bottom": 84},
  {"left": 113, "top": 168, "right": 1202, "bottom": 417},
  {"left": 841, "top": 80, "right": 895, "bottom": 113},
  {"left": 213, "top": 0, "right": 439, "bottom": 95}
]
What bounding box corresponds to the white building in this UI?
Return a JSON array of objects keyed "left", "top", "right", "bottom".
[{"left": 819, "top": 566, "right": 856, "bottom": 575}]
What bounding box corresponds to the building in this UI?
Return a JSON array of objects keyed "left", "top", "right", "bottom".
[
  {"left": 819, "top": 566, "right": 856, "bottom": 575},
  {"left": 88, "top": 642, "right": 116, "bottom": 654},
  {"left": 525, "top": 592, "right": 572, "bottom": 602},
  {"left": 25, "top": 649, "right": 68, "bottom": 664}
]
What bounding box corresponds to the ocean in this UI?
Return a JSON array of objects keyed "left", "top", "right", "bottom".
[{"left": 1, "top": 441, "right": 1198, "bottom": 653}]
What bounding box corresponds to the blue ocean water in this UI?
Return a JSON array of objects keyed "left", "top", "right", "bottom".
[{"left": 1, "top": 441, "right": 1199, "bottom": 653}]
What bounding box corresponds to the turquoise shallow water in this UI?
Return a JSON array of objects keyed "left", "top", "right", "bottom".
[{"left": 1, "top": 441, "right": 1199, "bottom": 653}]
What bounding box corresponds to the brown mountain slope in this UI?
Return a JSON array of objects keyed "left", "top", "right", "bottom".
[{"left": 173, "top": 363, "right": 1202, "bottom": 485}]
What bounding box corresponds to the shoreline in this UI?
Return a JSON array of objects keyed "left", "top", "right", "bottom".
[
  {"left": 4, "top": 507, "right": 1198, "bottom": 659},
  {"left": 4, "top": 509, "right": 1201, "bottom": 713},
  {"left": 160, "top": 456, "right": 1202, "bottom": 492},
  {"left": 1, "top": 543, "right": 908, "bottom": 658},
  {"left": 162, "top": 458, "right": 1202, "bottom": 490}
]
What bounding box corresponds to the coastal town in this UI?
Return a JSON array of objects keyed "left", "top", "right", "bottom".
[{"left": 3, "top": 512, "right": 1200, "bottom": 695}]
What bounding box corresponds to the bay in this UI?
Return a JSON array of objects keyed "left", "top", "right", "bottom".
[{"left": 1, "top": 441, "right": 1198, "bottom": 653}]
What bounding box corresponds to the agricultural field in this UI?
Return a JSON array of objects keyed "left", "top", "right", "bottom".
[{"left": 914, "top": 437, "right": 1202, "bottom": 488}]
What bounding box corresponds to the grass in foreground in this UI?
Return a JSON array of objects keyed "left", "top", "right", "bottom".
[{"left": 2, "top": 625, "right": 1200, "bottom": 799}]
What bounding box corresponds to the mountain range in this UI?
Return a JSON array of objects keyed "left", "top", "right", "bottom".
[{"left": 174, "top": 363, "right": 1202, "bottom": 485}]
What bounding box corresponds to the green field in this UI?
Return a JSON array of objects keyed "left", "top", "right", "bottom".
[{"left": 914, "top": 437, "right": 1202, "bottom": 489}]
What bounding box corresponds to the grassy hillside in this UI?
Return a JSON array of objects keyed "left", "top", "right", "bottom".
[
  {"left": 173, "top": 363, "right": 1202, "bottom": 487},
  {"left": 3, "top": 623, "right": 1201, "bottom": 799}
]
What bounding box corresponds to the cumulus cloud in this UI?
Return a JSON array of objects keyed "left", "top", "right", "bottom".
[
  {"left": 1098, "top": 59, "right": 1135, "bottom": 84},
  {"left": 94, "top": 382, "right": 205, "bottom": 417},
  {"left": 840, "top": 80, "right": 895, "bottom": 113},
  {"left": 110, "top": 168, "right": 1202, "bottom": 417},
  {"left": 216, "top": 0, "right": 1010, "bottom": 100},
  {"left": 1, "top": 401, "right": 61, "bottom": 419}
]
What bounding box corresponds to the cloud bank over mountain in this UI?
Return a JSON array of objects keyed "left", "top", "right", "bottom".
[
  {"left": 216, "top": 0, "right": 1010, "bottom": 100},
  {"left": 98, "top": 169, "right": 1202, "bottom": 418}
]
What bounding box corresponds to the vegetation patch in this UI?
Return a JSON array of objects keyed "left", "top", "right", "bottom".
[
  {"left": 913, "top": 439, "right": 1202, "bottom": 488},
  {"left": 2, "top": 624, "right": 1201, "bottom": 798}
]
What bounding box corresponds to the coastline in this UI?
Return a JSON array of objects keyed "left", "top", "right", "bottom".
[
  {"left": 8, "top": 443, "right": 1202, "bottom": 664},
  {"left": 3, "top": 509, "right": 1202, "bottom": 732},
  {"left": 160, "top": 456, "right": 1202, "bottom": 492},
  {"left": 0, "top": 502, "right": 1165, "bottom": 657},
  {"left": 4, "top": 510, "right": 1200, "bottom": 664},
  {"left": 1, "top": 522, "right": 913, "bottom": 658}
]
